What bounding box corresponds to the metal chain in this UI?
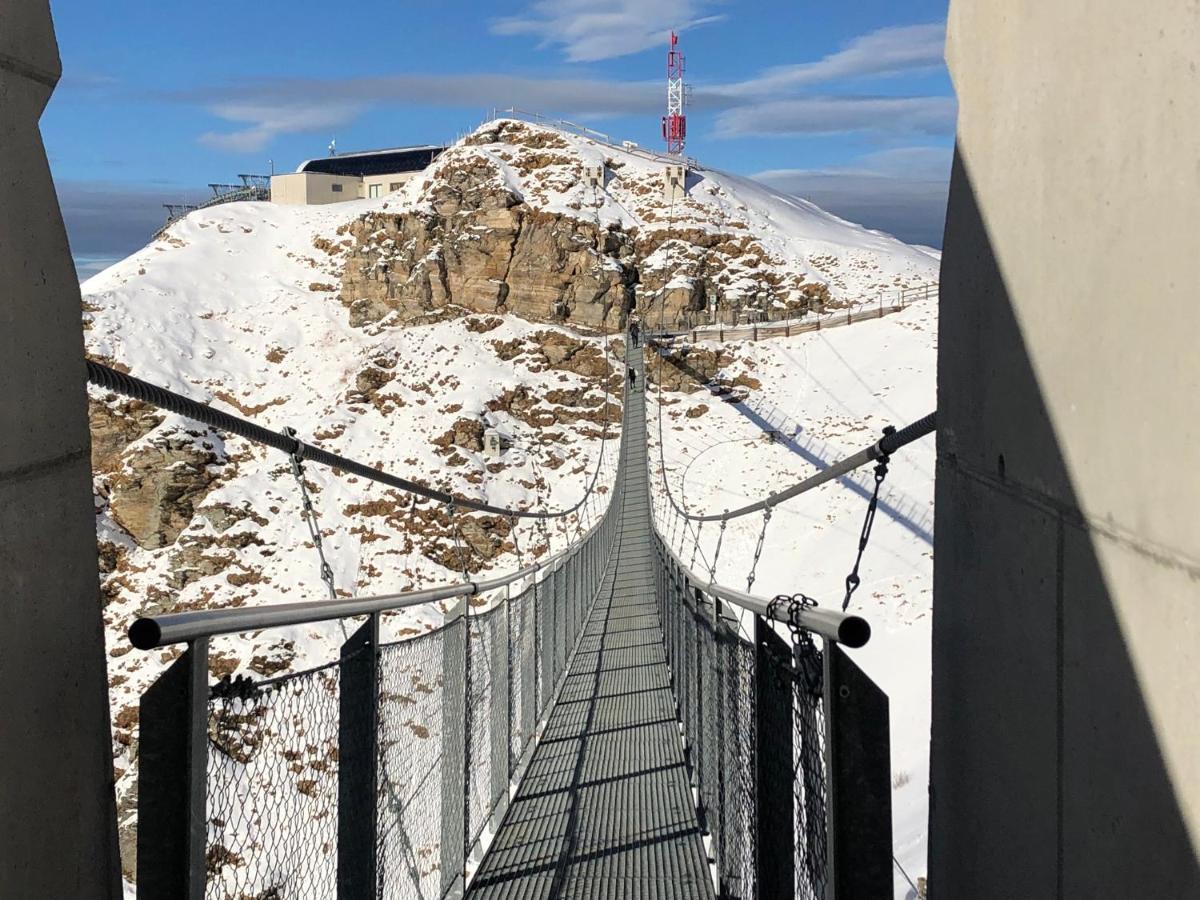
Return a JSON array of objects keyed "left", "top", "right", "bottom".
[
  {"left": 690, "top": 520, "right": 704, "bottom": 571},
  {"left": 283, "top": 427, "right": 337, "bottom": 603},
  {"left": 707, "top": 518, "right": 728, "bottom": 583},
  {"left": 509, "top": 513, "right": 524, "bottom": 569},
  {"left": 447, "top": 503, "right": 472, "bottom": 581},
  {"left": 842, "top": 425, "right": 895, "bottom": 611},
  {"left": 745, "top": 506, "right": 773, "bottom": 592},
  {"left": 766, "top": 593, "right": 823, "bottom": 697}
]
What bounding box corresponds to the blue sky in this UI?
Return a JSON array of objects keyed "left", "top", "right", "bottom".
[{"left": 44, "top": 0, "right": 954, "bottom": 278}]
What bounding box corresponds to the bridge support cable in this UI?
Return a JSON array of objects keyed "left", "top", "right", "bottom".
[{"left": 85, "top": 356, "right": 613, "bottom": 520}]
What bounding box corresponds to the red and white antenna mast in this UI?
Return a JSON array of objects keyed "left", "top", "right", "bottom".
[{"left": 662, "top": 30, "right": 687, "bottom": 155}]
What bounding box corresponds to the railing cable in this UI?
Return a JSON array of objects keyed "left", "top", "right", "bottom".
[{"left": 86, "top": 356, "right": 612, "bottom": 520}]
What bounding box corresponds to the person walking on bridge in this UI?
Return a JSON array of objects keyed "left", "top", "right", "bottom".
[
  {"left": 629, "top": 319, "right": 641, "bottom": 348},
  {"left": 628, "top": 366, "right": 637, "bottom": 391}
]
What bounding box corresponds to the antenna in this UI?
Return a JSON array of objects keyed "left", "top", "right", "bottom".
[{"left": 662, "top": 30, "right": 688, "bottom": 155}]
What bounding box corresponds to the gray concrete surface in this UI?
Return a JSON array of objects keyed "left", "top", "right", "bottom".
[
  {"left": 0, "top": 1, "right": 120, "bottom": 894},
  {"left": 932, "top": 2, "right": 1200, "bottom": 896}
]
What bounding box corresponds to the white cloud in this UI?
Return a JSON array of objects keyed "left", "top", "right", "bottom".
[
  {"left": 187, "top": 22, "right": 954, "bottom": 151},
  {"left": 717, "top": 23, "right": 946, "bottom": 97},
  {"left": 188, "top": 74, "right": 666, "bottom": 151},
  {"left": 198, "top": 101, "right": 364, "bottom": 153},
  {"left": 754, "top": 145, "right": 953, "bottom": 247},
  {"left": 715, "top": 95, "right": 957, "bottom": 138},
  {"left": 491, "top": 0, "right": 726, "bottom": 62}
]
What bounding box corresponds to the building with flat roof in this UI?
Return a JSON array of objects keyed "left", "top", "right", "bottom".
[{"left": 271, "top": 145, "right": 445, "bottom": 205}]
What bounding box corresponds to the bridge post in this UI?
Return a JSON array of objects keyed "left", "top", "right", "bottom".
[
  {"left": 337, "top": 613, "right": 380, "bottom": 899},
  {"left": 439, "top": 597, "right": 468, "bottom": 898},
  {"left": 824, "top": 642, "right": 892, "bottom": 898},
  {"left": 136, "top": 638, "right": 209, "bottom": 899},
  {"left": 753, "top": 617, "right": 795, "bottom": 899}
]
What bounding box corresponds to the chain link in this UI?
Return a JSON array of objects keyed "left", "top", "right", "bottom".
[
  {"left": 448, "top": 503, "right": 472, "bottom": 581},
  {"left": 283, "top": 427, "right": 338, "bottom": 603},
  {"left": 708, "top": 518, "right": 728, "bottom": 583},
  {"left": 842, "top": 426, "right": 895, "bottom": 612},
  {"left": 767, "top": 593, "right": 823, "bottom": 697},
  {"left": 745, "top": 506, "right": 773, "bottom": 592},
  {"left": 509, "top": 513, "right": 524, "bottom": 570}
]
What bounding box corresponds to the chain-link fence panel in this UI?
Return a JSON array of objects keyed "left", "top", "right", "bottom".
[
  {"left": 205, "top": 660, "right": 344, "bottom": 899},
  {"left": 509, "top": 583, "right": 538, "bottom": 770},
  {"left": 793, "top": 636, "right": 828, "bottom": 900},
  {"left": 718, "top": 626, "right": 757, "bottom": 900},
  {"left": 376, "top": 629, "right": 446, "bottom": 900},
  {"left": 465, "top": 603, "right": 507, "bottom": 854}
]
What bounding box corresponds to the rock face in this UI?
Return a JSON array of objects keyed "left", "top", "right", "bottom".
[
  {"left": 89, "top": 396, "right": 164, "bottom": 474},
  {"left": 335, "top": 121, "right": 845, "bottom": 332},
  {"left": 106, "top": 432, "right": 224, "bottom": 550},
  {"left": 339, "top": 167, "right": 636, "bottom": 330}
]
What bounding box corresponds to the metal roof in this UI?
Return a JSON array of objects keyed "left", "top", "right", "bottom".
[{"left": 296, "top": 145, "right": 445, "bottom": 177}]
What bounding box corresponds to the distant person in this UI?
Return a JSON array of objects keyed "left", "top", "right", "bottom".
[
  {"left": 628, "top": 366, "right": 637, "bottom": 390},
  {"left": 630, "top": 320, "right": 640, "bottom": 347}
]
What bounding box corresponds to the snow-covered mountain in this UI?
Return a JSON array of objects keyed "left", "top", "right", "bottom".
[{"left": 83, "top": 118, "right": 938, "bottom": 894}]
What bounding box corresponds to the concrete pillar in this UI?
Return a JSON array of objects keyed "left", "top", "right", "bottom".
[
  {"left": 0, "top": 1, "right": 120, "bottom": 894},
  {"left": 932, "top": 2, "right": 1200, "bottom": 897}
]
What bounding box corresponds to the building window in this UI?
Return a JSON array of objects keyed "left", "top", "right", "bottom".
[
  {"left": 389, "top": 182, "right": 402, "bottom": 192},
  {"left": 331, "top": 183, "right": 343, "bottom": 193},
  {"left": 368, "top": 184, "right": 382, "bottom": 198}
]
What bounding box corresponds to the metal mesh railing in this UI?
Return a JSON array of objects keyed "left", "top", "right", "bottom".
[
  {"left": 161, "top": 523, "right": 616, "bottom": 900},
  {"left": 205, "top": 660, "right": 345, "bottom": 899},
  {"left": 376, "top": 629, "right": 445, "bottom": 899},
  {"left": 653, "top": 530, "right": 831, "bottom": 900}
]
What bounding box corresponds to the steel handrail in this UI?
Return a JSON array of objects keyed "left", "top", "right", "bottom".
[
  {"left": 129, "top": 514, "right": 608, "bottom": 649},
  {"left": 651, "top": 525, "right": 870, "bottom": 648}
]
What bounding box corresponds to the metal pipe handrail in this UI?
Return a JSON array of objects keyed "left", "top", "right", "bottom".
[
  {"left": 129, "top": 517, "right": 605, "bottom": 649},
  {"left": 652, "top": 527, "right": 870, "bottom": 648}
]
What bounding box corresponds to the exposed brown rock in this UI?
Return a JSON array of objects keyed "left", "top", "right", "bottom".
[
  {"left": 88, "top": 395, "right": 164, "bottom": 475},
  {"left": 107, "top": 432, "right": 224, "bottom": 549}
]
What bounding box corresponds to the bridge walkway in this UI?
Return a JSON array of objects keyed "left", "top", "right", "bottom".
[{"left": 466, "top": 344, "right": 714, "bottom": 899}]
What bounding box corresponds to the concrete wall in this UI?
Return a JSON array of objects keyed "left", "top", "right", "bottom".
[
  {"left": 271, "top": 170, "right": 361, "bottom": 205},
  {"left": 932, "top": 2, "right": 1200, "bottom": 897},
  {"left": 362, "top": 169, "right": 422, "bottom": 199},
  {"left": 0, "top": 0, "right": 120, "bottom": 894}
]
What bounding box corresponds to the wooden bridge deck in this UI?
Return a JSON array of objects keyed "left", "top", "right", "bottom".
[{"left": 466, "top": 345, "right": 714, "bottom": 900}]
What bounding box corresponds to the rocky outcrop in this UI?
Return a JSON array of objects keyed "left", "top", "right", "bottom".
[
  {"left": 335, "top": 121, "right": 830, "bottom": 332},
  {"left": 89, "top": 396, "right": 164, "bottom": 475},
  {"left": 106, "top": 432, "right": 225, "bottom": 549}
]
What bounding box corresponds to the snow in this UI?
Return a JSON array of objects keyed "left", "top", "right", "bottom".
[{"left": 85, "top": 118, "right": 937, "bottom": 897}]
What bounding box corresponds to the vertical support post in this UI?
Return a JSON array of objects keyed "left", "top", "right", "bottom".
[
  {"left": 439, "top": 597, "right": 468, "bottom": 898},
  {"left": 338, "top": 614, "right": 380, "bottom": 899},
  {"left": 754, "top": 618, "right": 795, "bottom": 900},
  {"left": 825, "top": 643, "right": 893, "bottom": 898},
  {"left": 137, "top": 638, "right": 209, "bottom": 900}
]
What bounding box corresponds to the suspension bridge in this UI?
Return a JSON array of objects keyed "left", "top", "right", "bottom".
[{"left": 89, "top": 330, "right": 933, "bottom": 900}]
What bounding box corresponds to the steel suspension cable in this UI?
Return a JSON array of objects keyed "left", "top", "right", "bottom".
[{"left": 86, "top": 323, "right": 616, "bottom": 521}]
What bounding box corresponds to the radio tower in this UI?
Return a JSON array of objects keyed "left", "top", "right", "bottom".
[{"left": 662, "top": 31, "right": 687, "bottom": 155}]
